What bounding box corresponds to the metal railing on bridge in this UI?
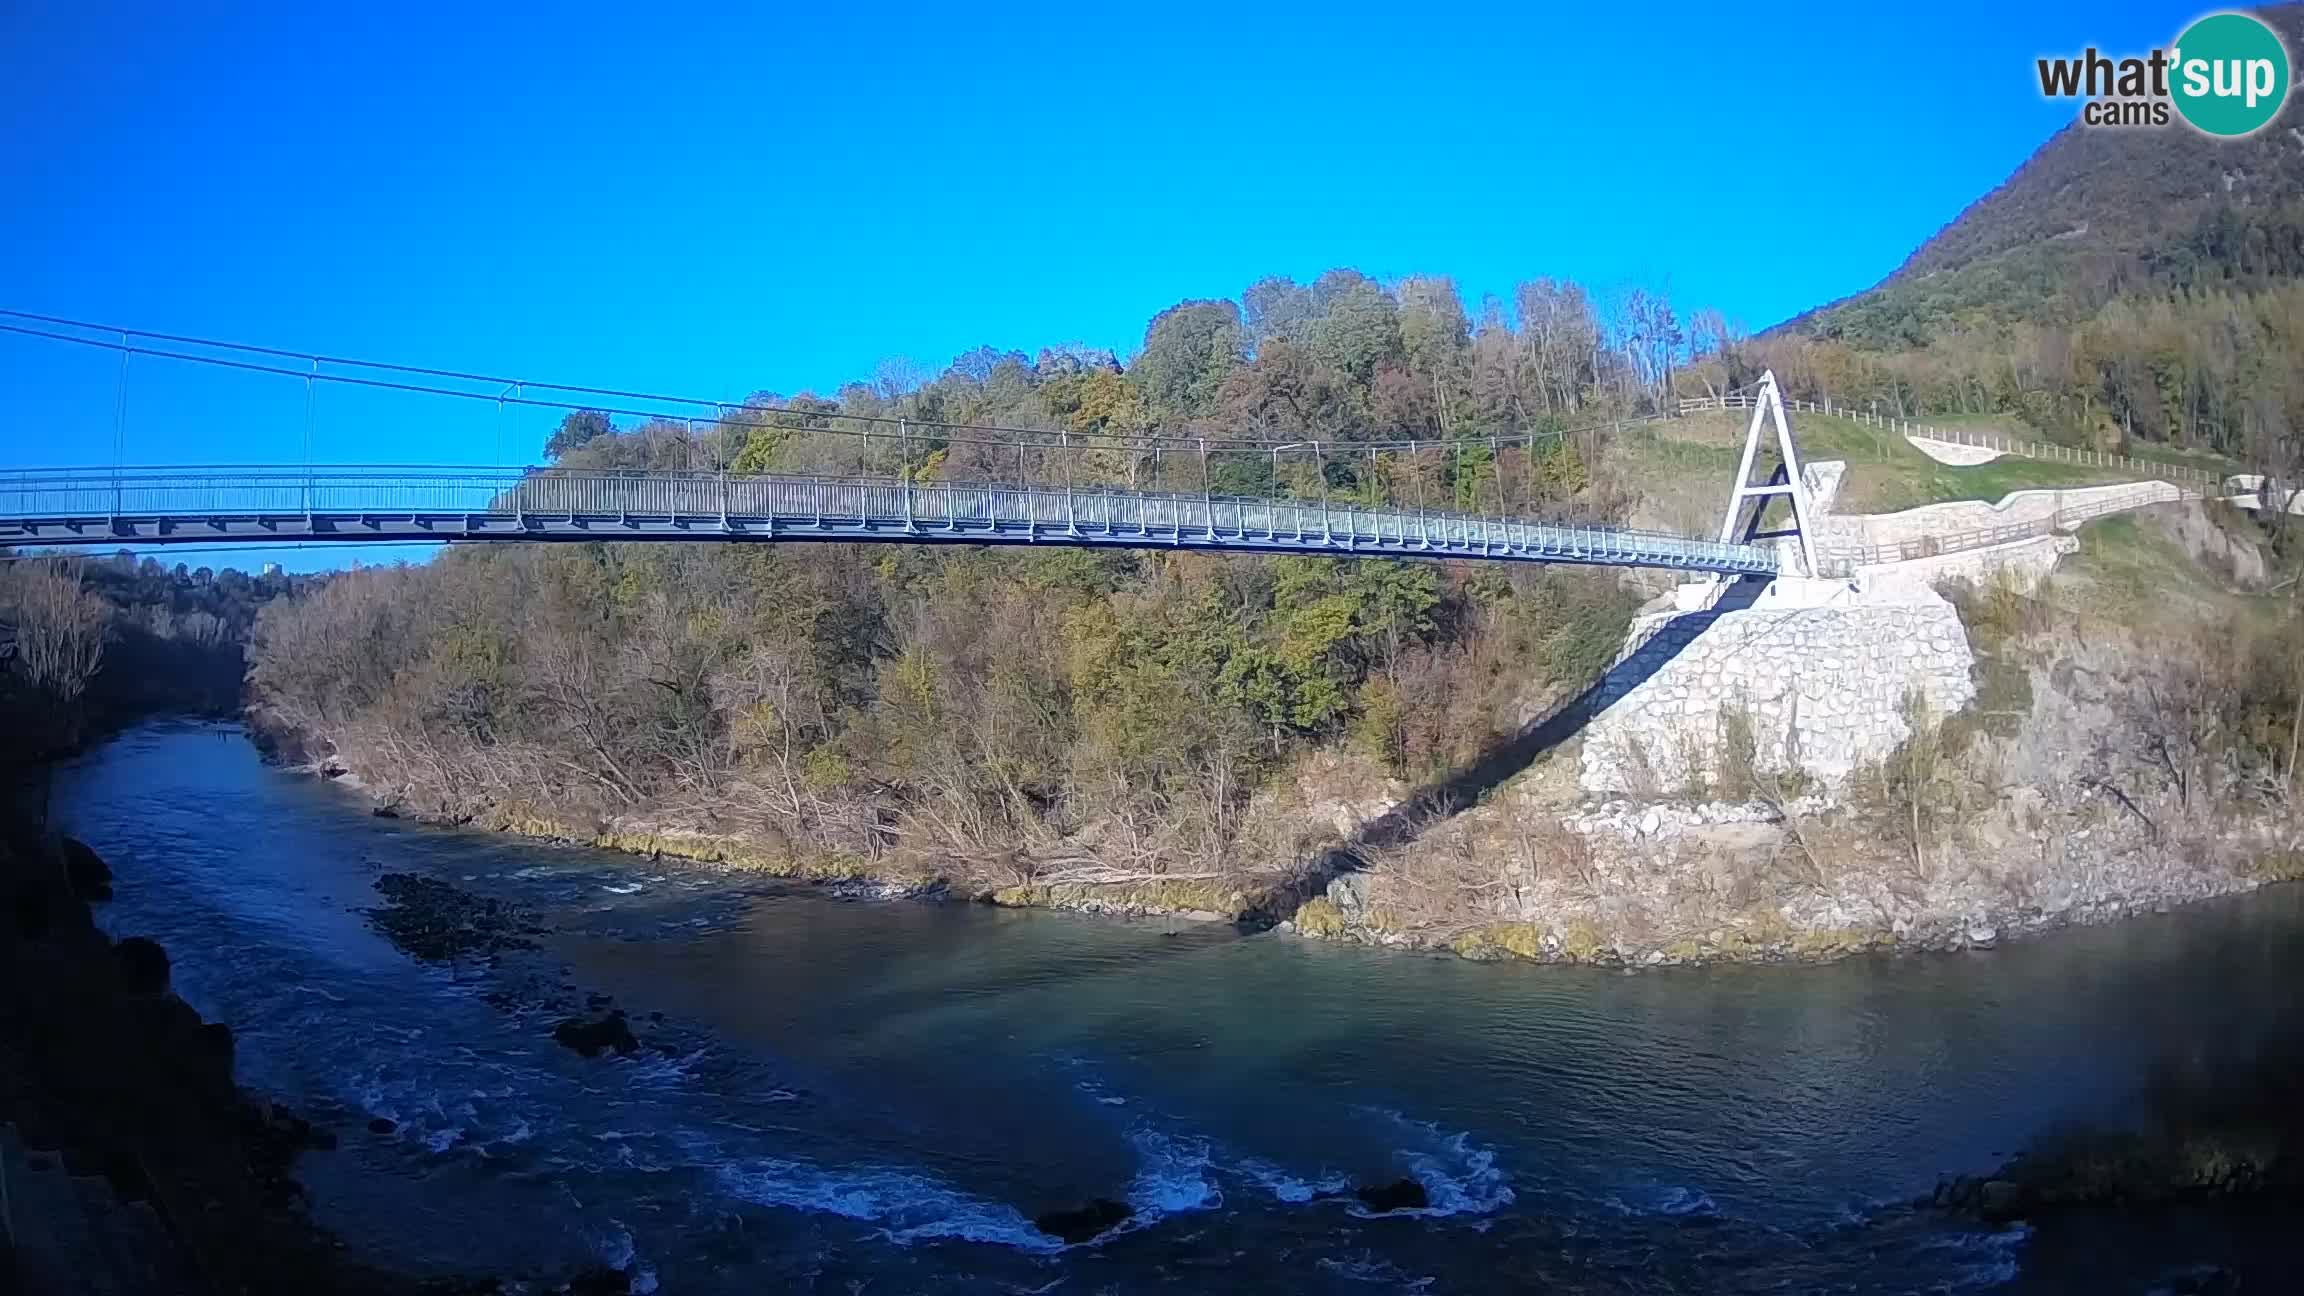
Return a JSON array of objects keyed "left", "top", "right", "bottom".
[{"left": 0, "top": 466, "right": 1782, "bottom": 577}]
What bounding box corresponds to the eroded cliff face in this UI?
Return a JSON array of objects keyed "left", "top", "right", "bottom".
[
  {"left": 1284, "top": 466, "right": 2304, "bottom": 968},
  {"left": 1286, "top": 555, "right": 2304, "bottom": 968},
  {"left": 1301, "top": 769, "right": 2290, "bottom": 969}
]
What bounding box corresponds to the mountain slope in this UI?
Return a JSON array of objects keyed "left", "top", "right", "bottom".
[{"left": 1784, "top": 4, "right": 2304, "bottom": 345}]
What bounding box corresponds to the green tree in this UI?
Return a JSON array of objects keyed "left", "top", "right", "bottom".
[
  {"left": 545, "top": 409, "right": 614, "bottom": 460},
  {"left": 1306, "top": 276, "right": 1404, "bottom": 385},
  {"left": 1133, "top": 300, "right": 1244, "bottom": 415}
]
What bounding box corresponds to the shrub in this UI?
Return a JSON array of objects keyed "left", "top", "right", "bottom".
[
  {"left": 1468, "top": 922, "right": 1549, "bottom": 959},
  {"left": 1292, "top": 896, "right": 1349, "bottom": 937},
  {"left": 1556, "top": 917, "right": 1607, "bottom": 961},
  {"left": 1715, "top": 702, "right": 1760, "bottom": 801},
  {"left": 2247, "top": 851, "right": 2304, "bottom": 883},
  {"left": 1940, "top": 571, "right": 2047, "bottom": 653}
]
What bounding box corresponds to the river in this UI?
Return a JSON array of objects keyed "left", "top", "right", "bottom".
[{"left": 47, "top": 721, "right": 2304, "bottom": 1293}]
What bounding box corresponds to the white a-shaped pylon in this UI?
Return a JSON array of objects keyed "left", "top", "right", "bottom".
[{"left": 1716, "top": 369, "right": 1821, "bottom": 577}]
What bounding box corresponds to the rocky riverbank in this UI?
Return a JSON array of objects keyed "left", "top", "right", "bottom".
[
  {"left": 1276, "top": 564, "right": 2304, "bottom": 969},
  {"left": 1926, "top": 1027, "right": 2304, "bottom": 1263},
  {"left": 254, "top": 715, "right": 2304, "bottom": 973},
  {"left": 255, "top": 698, "right": 1309, "bottom": 928},
  {"left": 1279, "top": 784, "right": 2301, "bottom": 967},
  {"left": 0, "top": 811, "right": 651, "bottom": 1295},
  {"left": 255, "top": 546, "right": 2304, "bottom": 977}
]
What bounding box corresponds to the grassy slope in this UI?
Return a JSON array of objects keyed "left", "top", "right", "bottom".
[
  {"left": 1614, "top": 411, "right": 2141, "bottom": 531},
  {"left": 1895, "top": 413, "right": 2244, "bottom": 480},
  {"left": 2056, "top": 513, "right": 2202, "bottom": 623},
  {"left": 2049, "top": 506, "right": 2299, "bottom": 633},
  {"left": 2123, "top": 442, "right": 2244, "bottom": 478}
]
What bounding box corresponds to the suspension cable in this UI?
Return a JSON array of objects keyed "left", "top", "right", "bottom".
[{"left": 0, "top": 312, "right": 1581, "bottom": 460}]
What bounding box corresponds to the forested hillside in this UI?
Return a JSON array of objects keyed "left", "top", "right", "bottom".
[
  {"left": 250, "top": 269, "right": 1691, "bottom": 890},
  {"left": 1745, "top": 4, "right": 2304, "bottom": 474}
]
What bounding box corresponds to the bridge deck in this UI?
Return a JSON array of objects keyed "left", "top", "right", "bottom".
[{"left": 0, "top": 468, "right": 1778, "bottom": 576}]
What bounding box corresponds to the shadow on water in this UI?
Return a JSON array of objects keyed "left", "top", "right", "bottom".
[{"left": 1981, "top": 1015, "right": 2304, "bottom": 1293}]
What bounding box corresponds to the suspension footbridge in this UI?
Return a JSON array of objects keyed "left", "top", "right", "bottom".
[
  {"left": 0, "top": 466, "right": 1777, "bottom": 574},
  {"left": 0, "top": 312, "right": 1795, "bottom": 576}
]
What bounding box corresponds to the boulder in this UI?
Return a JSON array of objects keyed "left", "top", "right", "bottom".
[
  {"left": 1034, "top": 1197, "right": 1132, "bottom": 1244},
  {"left": 1932, "top": 1173, "right": 2050, "bottom": 1224},
  {"left": 1325, "top": 871, "right": 1371, "bottom": 919},
  {"left": 60, "top": 837, "right": 113, "bottom": 900},
  {"left": 114, "top": 936, "right": 171, "bottom": 995},
  {"left": 1353, "top": 1178, "right": 1430, "bottom": 1213},
  {"left": 191, "top": 1021, "right": 237, "bottom": 1087},
  {"left": 10, "top": 878, "right": 56, "bottom": 939},
  {"left": 1976, "top": 1179, "right": 2026, "bottom": 1224},
  {"left": 562, "top": 1266, "right": 634, "bottom": 1295},
  {"left": 366, "top": 873, "right": 543, "bottom": 962},
  {"left": 551, "top": 1011, "right": 640, "bottom": 1058}
]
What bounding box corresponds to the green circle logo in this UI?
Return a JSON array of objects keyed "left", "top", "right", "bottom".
[{"left": 2171, "top": 12, "right": 2290, "bottom": 136}]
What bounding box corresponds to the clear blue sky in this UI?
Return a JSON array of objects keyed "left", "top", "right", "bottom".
[{"left": 2, "top": 0, "right": 2186, "bottom": 569}]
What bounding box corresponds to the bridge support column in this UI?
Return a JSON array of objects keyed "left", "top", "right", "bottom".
[
  {"left": 1716, "top": 370, "right": 1821, "bottom": 578},
  {"left": 900, "top": 418, "right": 917, "bottom": 533}
]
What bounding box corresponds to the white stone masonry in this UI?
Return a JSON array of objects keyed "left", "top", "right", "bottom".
[{"left": 1578, "top": 583, "right": 1976, "bottom": 793}]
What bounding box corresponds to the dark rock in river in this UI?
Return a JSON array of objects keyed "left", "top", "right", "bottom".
[
  {"left": 368, "top": 1117, "right": 398, "bottom": 1135},
  {"left": 552, "top": 1010, "right": 640, "bottom": 1058},
  {"left": 115, "top": 935, "right": 171, "bottom": 995},
  {"left": 61, "top": 835, "right": 114, "bottom": 900},
  {"left": 1930, "top": 1029, "right": 2304, "bottom": 1223},
  {"left": 1353, "top": 1178, "right": 1430, "bottom": 1213},
  {"left": 1975, "top": 1178, "right": 2025, "bottom": 1224},
  {"left": 2154, "top": 1265, "right": 2242, "bottom": 1295},
  {"left": 561, "top": 1265, "right": 635, "bottom": 1295},
  {"left": 366, "top": 873, "right": 544, "bottom": 962},
  {"left": 194, "top": 1020, "right": 236, "bottom": 1072},
  {"left": 1034, "top": 1197, "right": 1133, "bottom": 1243}
]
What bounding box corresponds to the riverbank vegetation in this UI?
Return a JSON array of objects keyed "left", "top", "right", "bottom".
[
  {"left": 249, "top": 515, "right": 1636, "bottom": 904},
  {"left": 1, "top": 552, "right": 303, "bottom": 772}
]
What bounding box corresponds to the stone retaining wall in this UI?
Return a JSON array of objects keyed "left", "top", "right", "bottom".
[
  {"left": 1826, "top": 481, "right": 2181, "bottom": 548},
  {"left": 1579, "top": 587, "right": 1976, "bottom": 793},
  {"left": 1856, "top": 533, "right": 2076, "bottom": 598}
]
